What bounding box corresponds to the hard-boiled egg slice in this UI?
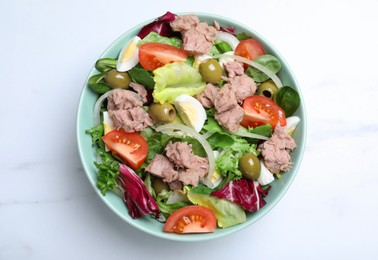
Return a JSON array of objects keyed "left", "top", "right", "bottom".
[
  {"left": 174, "top": 94, "right": 206, "bottom": 132},
  {"left": 202, "top": 151, "right": 223, "bottom": 188},
  {"left": 257, "top": 160, "right": 275, "bottom": 186},
  {"left": 103, "top": 111, "right": 114, "bottom": 135},
  {"left": 116, "top": 36, "right": 141, "bottom": 72},
  {"left": 283, "top": 116, "right": 300, "bottom": 135}
]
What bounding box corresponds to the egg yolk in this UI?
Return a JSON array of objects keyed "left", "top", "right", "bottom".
[
  {"left": 121, "top": 42, "right": 137, "bottom": 63},
  {"left": 176, "top": 102, "right": 198, "bottom": 127}
]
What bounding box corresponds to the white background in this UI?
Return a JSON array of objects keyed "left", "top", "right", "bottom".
[{"left": 1, "top": 0, "right": 377, "bottom": 259}]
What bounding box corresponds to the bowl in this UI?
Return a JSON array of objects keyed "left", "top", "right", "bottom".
[{"left": 76, "top": 12, "right": 307, "bottom": 241}]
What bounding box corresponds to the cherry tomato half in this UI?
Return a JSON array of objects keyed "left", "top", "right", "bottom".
[
  {"left": 102, "top": 130, "right": 148, "bottom": 170},
  {"left": 163, "top": 205, "right": 217, "bottom": 234},
  {"left": 235, "top": 39, "right": 265, "bottom": 69},
  {"left": 138, "top": 42, "right": 187, "bottom": 71},
  {"left": 241, "top": 95, "right": 287, "bottom": 129}
]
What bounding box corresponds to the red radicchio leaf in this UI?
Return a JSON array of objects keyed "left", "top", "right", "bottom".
[
  {"left": 211, "top": 179, "right": 270, "bottom": 212},
  {"left": 118, "top": 163, "right": 160, "bottom": 219},
  {"left": 220, "top": 26, "right": 236, "bottom": 36},
  {"left": 138, "top": 11, "right": 177, "bottom": 39}
]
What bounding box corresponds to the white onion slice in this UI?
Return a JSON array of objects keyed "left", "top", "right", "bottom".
[
  {"left": 93, "top": 90, "right": 115, "bottom": 126},
  {"left": 155, "top": 123, "right": 215, "bottom": 182},
  {"left": 215, "top": 31, "right": 240, "bottom": 50},
  {"left": 213, "top": 53, "right": 283, "bottom": 88},
  {"left": 232, "top": 127, "right": 269, "bottom": 141}
]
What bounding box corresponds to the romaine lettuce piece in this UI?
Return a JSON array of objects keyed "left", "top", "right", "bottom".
[
  {"left": 186, "top": 186, "right": 246, "bottom": 228},
  {"left": 153, "top": 62, "right": 206, "bottom": 104}
]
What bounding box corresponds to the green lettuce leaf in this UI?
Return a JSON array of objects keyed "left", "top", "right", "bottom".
[
  {"left": 94, "top": 148, "right": 120, "bottom": 195},
  {"left": 207, "top": 132, "right": 235, "bottom": 149},
  {"left": 247, "top": 124, "right": 273, "bottom": 137},
  {"left": 153, "top": 62, "right": 206, "bottom": 104},
  {"left": 186, "top": 186, "right": 246, "bottom": 228},
  {"left": 211, "top": 40, "right": 233, "bottom": 55},
  {"left": 85, "top": 124, "right": 105, "bottom": 150},
  {"left": 216, "top": 136, "right": 258, "bottom": 178},
  {"left": 245, "top": 54, "right": 282, "bottom": 82},
  {"left": 128, "top": 67, "right": 155, "bottom": 90},
  {"left": 138, "top": 32, "right": 182, "bottom": 48},
  {"left": 156, "top": 190, "right": 190, "bottom": 217},
  {"left": 203, "top": 117, "right": 222, "bottom": 133}
]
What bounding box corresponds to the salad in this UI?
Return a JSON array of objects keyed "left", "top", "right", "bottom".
[{"left": 85, "top": 12, "right": 301, "bottom": 234}]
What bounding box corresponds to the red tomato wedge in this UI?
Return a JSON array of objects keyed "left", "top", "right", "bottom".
[
  {"left": 164, "top": 205, "right": 217, "bottom": 234},
  {"left": 235, "top": 39, "right": 265, "bottom": 69},
  {"left": 102, "top": 130, "right": 148, "bottom": 170},
  {"left": 241, "top": 96, "right": 287, "bottom": 129},
  {"left": 138, "top": 42, "right": 187, "bottom": 71}
]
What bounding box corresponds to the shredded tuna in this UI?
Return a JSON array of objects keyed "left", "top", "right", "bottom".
[
  {"left": 228, "top": 74, "right": 257, "bottom": 103},
  {"left": 107, "top": 89, "right": 143, "bottom": 111},
  {"left": 145, "top": 154, "right": 178, "bottom": 183},
  {"left": 170, "top": 15, "right": 199, "bottom": 31},
  {"left": 214, "top": 85, "right": 238, "bottom": 113},
  {"left": 145, "top": 141, "right": 210, "bottom": 188},
  {"left": 224, "top": 61, "right": 244, "bottom": 78},
  {"left": 178, "top": 167, "right": 208, "bottom": 187},
  {"left": 258, "top": 125, "right": 297, "bottom": 174},
  {"left": 214, "top": 105, "right": 245, "bottom": 133},
  {"left": 165, "top": 141, "right": 194, "bottom": 169},
  {"left": 212, "top": 85, "right": 245, "bottom": 132},
  {"left": 107, "top": 89, "right": 153, "bottom": 132},
  {"left": 109, "top": 107, "right": 153, "bottom": 132},
  {"left": 168, "top": 180, "right": 183, "bottom": 191},
  {"left": 195, "top": 83, "right": 219, "bottom": 108},
  {"left": 170, "top": 15, "right": 217, "bottom": 55},
  {"left": 129, "top": 82, "right": 148, "bottom": 104}
]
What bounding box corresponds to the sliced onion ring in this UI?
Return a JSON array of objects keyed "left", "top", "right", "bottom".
[
  {"left": 93, "top": 90, "right": 115, "bottom": 126},
  {"left": 155, "top": 123, "right": 215, "bottom": 182},
  {"left": 213, "top": 54, "right": 283, "bottom": 88},
  {"left": 215, "top": 31, "right": 240, "bottom": 50}
]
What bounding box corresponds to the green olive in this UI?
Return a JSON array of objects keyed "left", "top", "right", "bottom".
[
  {"left": 152, "top": 177, "right": 169, "bottom": 194},
  {"left": 148, "top": 103, "right": 176, "bottom": 123},
  {"left": 256, "top": 80, "right": 278, "bottom": 99},
  {"left": 239, "top": 153, "right": 261, "bottom": 181},
  {"left": 199, "top": 59, "right": 223, "bottom": 84},
  {"left": 104, "top": 69, "right": 131, "bottom": 89}
]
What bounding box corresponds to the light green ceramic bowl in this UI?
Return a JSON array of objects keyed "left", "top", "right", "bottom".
[{"left": 76, "top": 12, "right": 307, "bottom": 241}]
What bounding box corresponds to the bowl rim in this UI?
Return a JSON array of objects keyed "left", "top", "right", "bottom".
[{"left": 76, "top": 11, "right": 307, "bottom": 242}]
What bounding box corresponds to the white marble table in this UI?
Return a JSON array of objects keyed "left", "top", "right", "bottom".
[{"left": 1, "top": 0, "right": 377, "bottom": 259}]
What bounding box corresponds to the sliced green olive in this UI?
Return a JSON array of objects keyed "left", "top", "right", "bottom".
[
  {"left": 152, "top": 177, "right": 169, "bottom": 194},
  {"left": 199, "top": 59, "right": 223, "bottom": 84},
  {"left": 105, "top": 69, "right": 131, "bottom": 89},
  {"left": 149, "top": 103, "right": 176, "bottom": 123},
  {"left": 239, "top": 153, "right": 261, "bottom": 181},
  {"left": 256, "top": 80, "right": 278, "bottom": 99}
]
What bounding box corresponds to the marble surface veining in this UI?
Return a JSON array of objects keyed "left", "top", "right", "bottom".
[{"left": 1, "top": 0, "right": 377, "bottom": 259}]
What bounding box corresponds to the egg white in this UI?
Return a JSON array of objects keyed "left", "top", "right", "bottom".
[
  {"left": 116, "top": 36, "right": 141, "bottom": 72},
  {"left": 174, "top": 94, "right": 206, "bottom": 133}
]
